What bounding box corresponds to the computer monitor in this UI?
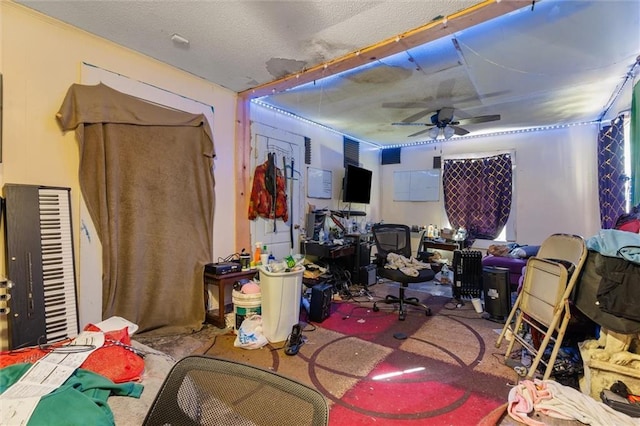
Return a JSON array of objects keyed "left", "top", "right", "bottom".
[{"left": 342, "top": 164, "right": 372, "bottom": 204}]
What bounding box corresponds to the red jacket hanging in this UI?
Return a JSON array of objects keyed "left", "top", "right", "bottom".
[{"left": 248, "top": 159, "right": 288, "bottom": 222}]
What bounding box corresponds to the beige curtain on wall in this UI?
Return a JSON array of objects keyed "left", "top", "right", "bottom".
[{"left": 57, "top": 83, "right": 215, "bottom": 335}]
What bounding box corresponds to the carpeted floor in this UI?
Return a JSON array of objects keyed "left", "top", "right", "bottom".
[{"left": 138, "top": 280, "right": 522, "bottom": 425}]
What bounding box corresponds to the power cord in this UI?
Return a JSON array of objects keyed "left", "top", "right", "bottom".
[{"left": 216, "top": 252, "right": 242, "bottom": 263}]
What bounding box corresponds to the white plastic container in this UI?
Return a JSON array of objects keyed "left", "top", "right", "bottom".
[{"left": 258, "top": 266, "right": 303, "bottom": 342}]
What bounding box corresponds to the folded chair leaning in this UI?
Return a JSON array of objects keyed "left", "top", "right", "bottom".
[{"left": 496, "top": 233, "right": 588, "bottom": 380}]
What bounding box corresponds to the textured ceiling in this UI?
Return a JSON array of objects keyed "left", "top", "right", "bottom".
[
  {"left": 17, "top": 0, "right": 479, "bottom": 92},
  {"left": 16, "top": 0, "right": 640, "bottom": 146}
]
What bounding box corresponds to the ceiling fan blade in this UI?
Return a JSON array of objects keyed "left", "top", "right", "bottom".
[
  {"left": 450, "top": 125, "right": 470, "bottom": 136},
  {"left": 381, "top": 101, "right": 430, "bottom": 109},
  {"left": 408, "top": 128, "right": 431, "bottom": 138},
  {"left": 401, "top": 109, "right": 434, "bottom": 123},
  {"left": 456, "top": 114, "right": 501, "bottom": 126},
  {"left": 391, "top": 122, "right": 432, "bottom": 126}
]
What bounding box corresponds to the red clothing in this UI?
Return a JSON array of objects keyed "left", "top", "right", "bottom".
[{"left": 248, "top": 160, "right": 288, "bottom": 222}]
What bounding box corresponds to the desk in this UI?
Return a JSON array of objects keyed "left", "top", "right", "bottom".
[
  {"left": 422, "top": 239, "right": 462, "bottom": 253},
  {"left": 301, "top": 238, "right": 373, "bottom": 286},
  {"left": 300, "top": 240, "right": 355, "bottom": 259},
  {"left": 204, "top": 269, "right": 257, "bottom": 328}
]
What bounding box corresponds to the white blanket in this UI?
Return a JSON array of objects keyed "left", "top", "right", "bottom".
[
  {"left": 508, "top": 379, "right": 640, "bottom": 426},
  {"left": 384, "top": 252, "right": 431, "bottom": 277}
]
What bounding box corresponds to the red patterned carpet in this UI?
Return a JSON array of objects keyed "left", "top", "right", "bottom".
[{"left": 201, "top": 291, "right": 518, "bottom": 425}]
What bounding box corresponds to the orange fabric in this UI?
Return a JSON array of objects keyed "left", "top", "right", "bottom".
[
  {"left": 0, "top": 326, "right": 144, "bottom": 383},
  {"left": 0, "top": 347, "right": 49, "bottom": 368},
  {"left": 80, "top": 325, "right": 145, "bottom": 383},
  {"left": 80, "top": 345, "right": 145, "bottom": 383}
]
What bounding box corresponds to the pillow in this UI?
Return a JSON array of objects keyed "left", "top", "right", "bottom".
[
  {"left": 488, "top": 244, "right": 510, "bottom": 257},
  {"left": 509, "top": 245, "right": 540, "bottom": 258}
]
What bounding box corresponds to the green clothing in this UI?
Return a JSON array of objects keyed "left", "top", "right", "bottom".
[{"left": 0, "top": 363, "right": 144, "bottom": 425}]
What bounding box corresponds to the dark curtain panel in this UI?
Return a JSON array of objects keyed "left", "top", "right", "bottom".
[
  {"left": 443, "top": 153, "right": 512, "bottom": 242},
  {"left": 597, "top": 116, "right": 627, "bottom": 229},
  {"left": 631, "top": 81, "right": 640, "bottom": 206},
  {"left": 57, "top": 83, "right": 215, "bottom": 335}
]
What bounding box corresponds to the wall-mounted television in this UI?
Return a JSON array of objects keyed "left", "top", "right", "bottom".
[{"left": 342, "top": 164, "right": 372, "bottom": 204}]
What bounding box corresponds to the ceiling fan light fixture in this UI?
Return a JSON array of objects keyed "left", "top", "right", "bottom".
[
  {"left": 429, "top": 127, "right": 440, "bottom": 140},
  {"left": 443, "top": 126, "right": 455, "bottom": 139}
]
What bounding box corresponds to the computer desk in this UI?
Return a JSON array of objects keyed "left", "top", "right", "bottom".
[
  {"left": 300, "top": 240, "right": 356, "bottom": 259},
  {"left": 422, "top": 239, "right": 463, "bottom": 253},
  {"left": 300, "top": 235, "right": 373, "bottom": 287}
]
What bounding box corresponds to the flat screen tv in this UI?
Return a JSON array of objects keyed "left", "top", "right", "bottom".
[{"left": 342, "top": 164, "right": 372, "bottom": 204}]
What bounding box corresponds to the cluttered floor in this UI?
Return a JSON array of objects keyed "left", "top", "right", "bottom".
[
  {"left": 137, "top": 279, "right": 454, "bottom": 360},
  {"left": 134, "top": 277, "right": 640, "bottom": 425},
  {"left": 3, "top": 271, "right": 638, "bottom": 424}
]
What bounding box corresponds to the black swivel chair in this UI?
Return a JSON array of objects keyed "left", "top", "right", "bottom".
[{"left": 371, "top": 224, "right": 435, "bottom": 320}]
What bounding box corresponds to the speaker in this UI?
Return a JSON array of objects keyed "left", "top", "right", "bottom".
[
  {"left": 482, "top": 266, "right": 511, "bottom": 323},
  {"left": 433, "top": 156, "right": 442, "bottom": 169},
  {"left": 357, "top": 242, "right": 371, "bottom": 267},
  {"left": 306, "top": 213, "right": 321, "bottom": 240},
  {"left": 309, "top": 283, "right": 332, "bottom": 323},
  {"left": 358, "top": 264, "right": 377, "bottom": 287}
]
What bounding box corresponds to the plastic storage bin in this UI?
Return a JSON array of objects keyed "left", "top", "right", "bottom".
[{"left": 258, "top": 266, "right": 303, "bottom": 342}]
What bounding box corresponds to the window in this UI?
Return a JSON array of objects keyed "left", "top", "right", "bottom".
[{"left": 442, "top": 150, "right": 516, "bottom": 242}]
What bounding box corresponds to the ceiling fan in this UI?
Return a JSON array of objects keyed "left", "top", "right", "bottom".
[{"left": 392, "top": 107, "right": 500, "bottom": 139}]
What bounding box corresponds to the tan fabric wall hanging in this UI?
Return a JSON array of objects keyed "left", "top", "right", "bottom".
[{"left": 57, "top": 82, "right": 215, "bottom": 335}]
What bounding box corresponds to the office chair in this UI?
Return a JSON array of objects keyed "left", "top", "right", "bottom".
[
  {"left": 371, "top": 224, "right": 436, "bottom": 320},
  {"left": 143, "top": 355, "right": 329, "bottom": 426},
  {"left": 414, "top": 227, "right": 428, "bottom": 260},
  {"left": 495, "top": 233, "right": 587, "bottom": 380}
]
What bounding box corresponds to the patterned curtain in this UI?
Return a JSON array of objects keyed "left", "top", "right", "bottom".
[
  {"left": 631, "top": 80, "right": 640, "bottom": 206},
  {"left": 598, "top": 116, "right": 627, "bottom": 229},
  {"left": 443, "top": 153, "right": 512, "bottom": 242}
]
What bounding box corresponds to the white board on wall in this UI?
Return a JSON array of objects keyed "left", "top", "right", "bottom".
[
  {"left": 393, "top": 170, "right": 440, "bottom": 201},
  {"left": 307, "top": 167, "right": 332, "bottom": 199}
]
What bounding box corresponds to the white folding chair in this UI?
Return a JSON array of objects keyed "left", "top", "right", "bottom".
[{"left": 496, "top": 233, "right": 587, "bottom": 379}]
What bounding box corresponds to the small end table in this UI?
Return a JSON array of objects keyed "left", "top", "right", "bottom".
[{"left": 204, "top": 269, "right": 257, "bottom": 328}]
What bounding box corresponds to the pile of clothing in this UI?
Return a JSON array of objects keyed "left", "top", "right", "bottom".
[
  {"left": 384, "top": 252, "right": 432, "bottom": 277},
  {"left": 508, "top": 379, "right": 639, "bottom": 425}
]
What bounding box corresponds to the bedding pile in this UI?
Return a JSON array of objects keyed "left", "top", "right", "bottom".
[
  {"left": 0, "top": 317, "right": 175, "bottom": 425},
  {"left": 384, "top": 252, "right": 432, "bottom": 277},
  {"left": 508, "top": 379, "right": 640, "bottom": 425}
]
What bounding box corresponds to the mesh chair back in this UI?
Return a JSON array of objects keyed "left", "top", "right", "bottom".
[
  {"left": 372, "top": 224, "right": 412, "bottom": 259},
  {"left": 143, "top": 355, "right": 329, "bottom": 426},
  {"left": 414, "top": 228, "right": 427, "bottom": 258}
]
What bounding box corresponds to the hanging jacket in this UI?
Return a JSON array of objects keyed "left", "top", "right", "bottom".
[{"left": 248, "top": 158, "right": 288, "bottom": 222}]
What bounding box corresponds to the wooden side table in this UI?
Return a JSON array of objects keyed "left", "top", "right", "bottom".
[{"left": 204, "top": 269, "right": 257, "bottom": 328}]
